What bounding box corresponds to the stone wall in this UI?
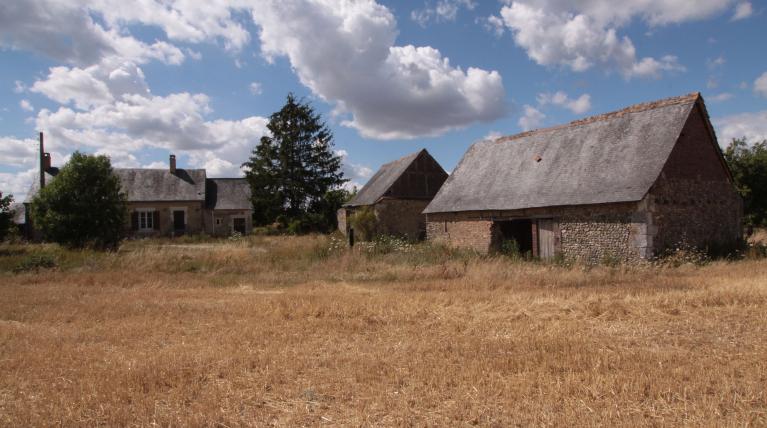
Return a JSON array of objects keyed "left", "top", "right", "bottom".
[
  {"left": 336, "top": 208, "right": 349, "bottom": 236},
  {"left": 426, "top": 202, "right": 645, "bottom": 261},
  {"left": 127, "top": 201, "right": 204, "bottom": 237},
  {"left": 647, "top": 102, "right": 743, "bottom": 253},
  {"left": 203, "top": 209, "right": 253, "bottom": 236},
  {"left": 374, "top": 198, "right": 431, "bottom": 240}
]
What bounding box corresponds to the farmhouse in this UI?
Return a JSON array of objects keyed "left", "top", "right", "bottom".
[
  {"left": 338, "top": 149, "right": 448, "bottom": 240},
  {"left": 24, "top": 152, "right": 252, "bottom": 239},
  {"left": 423, "top": 93, "right": 742, "bottom": 262}
]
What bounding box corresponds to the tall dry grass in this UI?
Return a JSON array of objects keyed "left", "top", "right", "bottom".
[{"left": 1, "top": 235, "right": 766, "bottom": 426}]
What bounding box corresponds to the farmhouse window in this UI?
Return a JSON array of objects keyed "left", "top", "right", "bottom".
[{"left": 135, "top": 209, "right": 158, "bottom": 231}]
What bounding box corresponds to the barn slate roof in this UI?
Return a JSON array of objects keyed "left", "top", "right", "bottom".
[
  {"left": 205, "top": 178, "right": 252, "bottom": 210},
  {"left": 424, "top": 93, "right": 706, "bottom": 214},
  {"left": 113, "top": 168, "right": 207, "bottom": 202},
  {"left": 345, "top": 150, "right": 423, "bottom": 207}
]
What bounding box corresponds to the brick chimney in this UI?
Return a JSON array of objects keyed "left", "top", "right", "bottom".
[
  {"left": 43, "top": 153, "right": 51, "bottom": 171},
  {"left": 39, "top": 132, "right": 45, "bottom": 189},
  {"left": 169, "top": 154, "right": 177, "bottom": 174}
]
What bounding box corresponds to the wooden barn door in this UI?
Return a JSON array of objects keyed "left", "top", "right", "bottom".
[{"left": 537, "top": 219, "right": 556, "bottom": 260}]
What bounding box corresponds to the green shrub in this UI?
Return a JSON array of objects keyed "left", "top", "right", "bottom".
[
  {"left": 13, "top": 254, "right": 57, "bottom": 273},
  {"left": 348, "top": 207, "right": 378, "bottom": 241}
]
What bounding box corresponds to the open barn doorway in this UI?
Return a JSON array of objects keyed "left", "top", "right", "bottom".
[{"left": 495, "top": 219, "right": 533, "bottom": 256}]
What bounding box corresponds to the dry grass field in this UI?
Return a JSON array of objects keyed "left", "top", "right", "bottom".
[{"left": 1, "top": 235, "right": 766, "bottom": 426}]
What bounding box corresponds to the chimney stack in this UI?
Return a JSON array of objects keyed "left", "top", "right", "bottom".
[
  {"left": 39, "top": 132, "right": 45, "bottom": 189},
  {"left": 43, "top": 153, "right": 51, "bottom": 171},
  {"left": 169, "top": 154, "right": 177, "bottom": 174}
]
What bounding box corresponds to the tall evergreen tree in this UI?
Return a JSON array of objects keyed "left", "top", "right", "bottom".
[{"left": 244, "top": 94, "right": 347, "bottom": 231}]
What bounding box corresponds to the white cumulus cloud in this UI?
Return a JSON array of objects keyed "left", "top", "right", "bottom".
[
  {"left": 253, "top": 0, "right": 506, "bottom": 140},
  {"left": 518, "top": 105, "right": 545, "bottom": 131},
  {"left": 537, "top": 91, "right": 591, "bottom": 114},
  {"left": 715, "top": 110, "right": 767, "bottom": 145},
  {"left": 754, "top": 72, "right": 767, "bottom": 98},
  {"left": 732, "top": 2, "right": 753, "bottom": 20},
  {"left": 496, "top": 2, "right": 689, "bottom": 78}
]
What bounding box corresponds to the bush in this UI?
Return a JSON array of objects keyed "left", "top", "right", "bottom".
[
  {"left": 31, "top": 152, "right": 127, "bottom": 249},
  {"left": 0, "top": 192, "right": 13, "bottom": 241},
  {"left": 348, "top": 207, "right": 378, "bottom": 241},
  {"left": 13, "top": 254, "right": 57, "bottom": 273}
]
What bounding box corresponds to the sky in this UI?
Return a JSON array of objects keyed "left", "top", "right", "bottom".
[{"left": 1, "top": 0, "right": 766, "bottom": 201}]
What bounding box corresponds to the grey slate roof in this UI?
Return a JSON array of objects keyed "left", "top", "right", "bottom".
[
  {"left": 205, "top": 178, "right": 252, "bottom": 210},
  {"left": 424, "top": 93, "right": 704, "bottom": 214},
  {"left": 113, "top": 168, "right": 206, "bottom": 202},
  {"left": 345, "top": 150, "right": 423, "bottom": 207}
]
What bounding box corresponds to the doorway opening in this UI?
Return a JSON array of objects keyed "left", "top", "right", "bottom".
[
  {"left": 173, "top": 210, "right": 186, "bottom": 233},
  {"left": 232, "top": 217, "right": 246, "bottom": 234},
  {"left": 495, "top": 219, "right": 533, "bottom": 256}
]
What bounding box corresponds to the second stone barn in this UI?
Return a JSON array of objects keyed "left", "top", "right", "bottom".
[
  {"left": 423, "top": 93, "right": 742, "bottom": 262},
  {"left": 338, "top": 149, "right": 448, "bottom": 240}
]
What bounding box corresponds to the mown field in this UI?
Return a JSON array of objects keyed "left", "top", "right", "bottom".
[{"left": 1, "top": 235, "right": 766, "bottom": 426}]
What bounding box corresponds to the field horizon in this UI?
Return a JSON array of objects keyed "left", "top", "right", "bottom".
[{"left": 1, "top": 235, "right": 766, "bottom": 426}]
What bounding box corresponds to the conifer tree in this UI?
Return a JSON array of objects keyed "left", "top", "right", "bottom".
[{"left": 244, "top": 94, "right": 347, "bottom": 231}]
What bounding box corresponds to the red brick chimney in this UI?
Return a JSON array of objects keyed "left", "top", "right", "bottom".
[{"left": 169, "top": 154, "right": 177, "bottom": 174}]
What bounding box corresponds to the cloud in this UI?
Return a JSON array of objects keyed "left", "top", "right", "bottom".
[
  {"left": 715, "top": 110, "right": 767, "bottom": 144},
  {"left": 253, "top": 0, "right": 506, "bottom": 140},
  {"left": 755, "top": 72, "right": 767, "bottom": 98},
  {"left": 518, "top": 105, "right": 545, "bottom": 131},
  {"left": 335, "top": 149, "right": 374, "bottom": 190},
  {"left": 249, "top": 82, "right": 263, "bottom": 95},
  {"left": 732, "top": 2, "right": 753, "bottom": 20},
  {"left": 30, "top": 58, "right": 152, "bottom": 111},
  {"left": 709, "top": 93, "right": 734, "bottom": 102},
  {"left": 19, "top": 99, "right": 34, "bottom": 112},
  {"left": 537, "top": 91, "right": 591, "bottom": 114},
  {"left": 0, "top": 0, "right": 184, "bottom": 66},
  {"left": 496, "top": 2, "right": 689, "bottom": 79},
  {"left": 484, "top": 130, "right": 503, "bottom": 140},
  {"left": 13, "top": 81, "right": 26, "bottom": 93},
  {"left": 411, "top": 0, "right": 477, "bottom": 26}
]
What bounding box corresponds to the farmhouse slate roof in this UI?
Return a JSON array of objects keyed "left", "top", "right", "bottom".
[
  {"left": 205, "top": 178, "right": 252, "bottom": 210},
  {"left": 345, "top": 150, "right": 424, "bottom": 207},
  {"left": 424, "top": 93, "right": 708, "bottom": 214},
  {"left": 113, "top": 168, "right": 207, "bottom": 202}
]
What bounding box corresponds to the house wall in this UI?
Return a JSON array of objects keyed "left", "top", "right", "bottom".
[
  {"left": 426, "top": 202, "right": 646, "bottom": 262},
  {"left": 336, "top": 208, "right": 349, "bottom": 235},
  {"left": 203, "top": 209, "right": 253, "bottom": 236},
  {"left": 646, "top": 103, "right": 742, "bottom": 252},
  {"left": 127, "top": 201, "right": 204, "bottom": 237}
]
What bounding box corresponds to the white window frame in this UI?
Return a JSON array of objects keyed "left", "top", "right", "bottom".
[{"left": 135, "top": 208, "right": 155, "bottom": 231}]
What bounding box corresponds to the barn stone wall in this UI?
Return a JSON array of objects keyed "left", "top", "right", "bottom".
[
  {"left": 647, "top": 102, "right": 742, "bottom": 253},
  {"left": 374, "top": 199, "right": 431, "bottom": 240},
  {"left": 426, "top": 202, "right": 646, "bottom": 261},
  {"left": 340, "top": 199, "right": 431, "bottom": 240}
]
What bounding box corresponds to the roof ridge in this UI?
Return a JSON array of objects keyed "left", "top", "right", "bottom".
[{"left": 496, "top": 92, "right": 700, "bottom": 143}]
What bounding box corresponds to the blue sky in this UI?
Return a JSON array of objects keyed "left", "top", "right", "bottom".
[{"left": 1, "top": 0, "right": 766, "bottom": 200}]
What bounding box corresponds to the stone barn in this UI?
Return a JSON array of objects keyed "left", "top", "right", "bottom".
[
  {"left": 423, "top": 93, "right": 742, "bottom": 262},
  {"left": 338, "top": 149, "right": 448, "bottom": 240}
]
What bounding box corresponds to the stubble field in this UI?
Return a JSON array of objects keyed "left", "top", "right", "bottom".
[{"left": 1, "top": 235, "right": 766, "bottom": 426}]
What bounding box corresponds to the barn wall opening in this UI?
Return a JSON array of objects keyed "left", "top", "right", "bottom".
[{"left": 495, "top": 219, "right": 533, "bottom": 255}]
